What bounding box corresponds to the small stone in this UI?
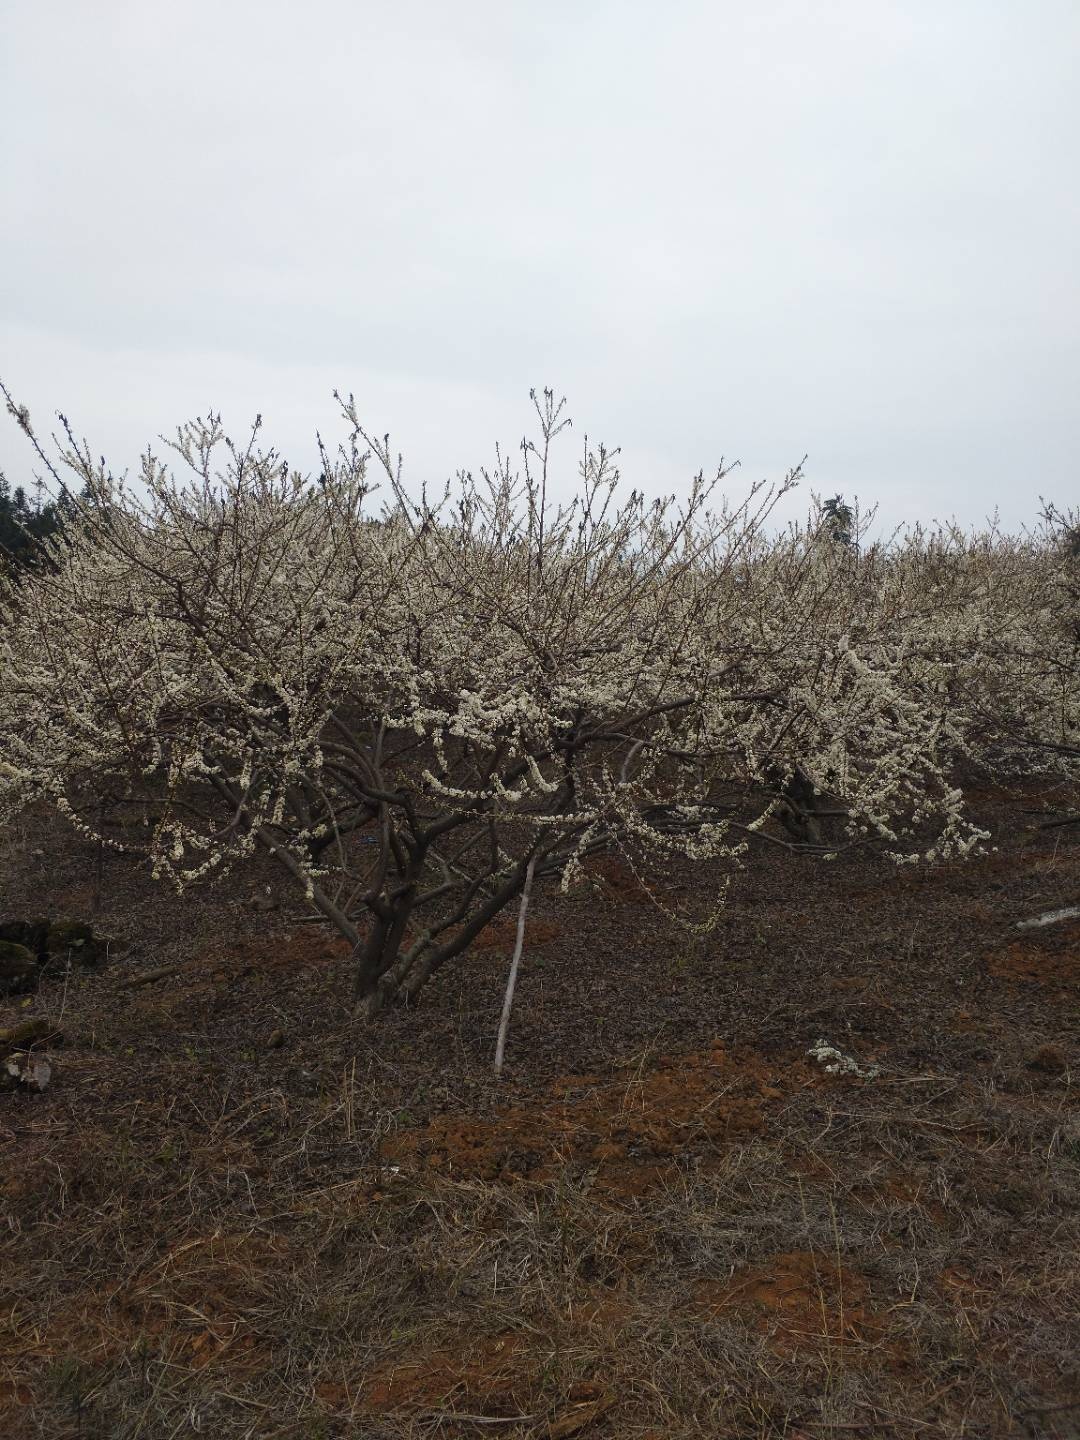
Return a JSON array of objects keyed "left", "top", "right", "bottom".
[
  {"left": 45, "top": 920, "right": 102, "bottom": 964},
  {"left": 988, "top": 1184, "right": 1037, "bottom": 1218},
  {"left": 1028, "top": 1043, "right": 1067, "bottom": 1076},
  {"left": 4, "top": 1050, "right": 52, "bottom": 1091},
  {"left": 0, "top": 941, "right": 38, "bottom": 994}
]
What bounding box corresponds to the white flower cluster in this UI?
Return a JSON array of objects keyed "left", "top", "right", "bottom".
[{"left": 808, "top": 1039, "right": 881, "bottom": 1080}]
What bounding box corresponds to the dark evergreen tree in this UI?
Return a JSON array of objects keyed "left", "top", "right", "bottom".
[
  {"left": 822, "top": 494, "right": 854, "bottom": 549},
  {"left": 0, "top": 472, "right": 89, "bottom": 578}
]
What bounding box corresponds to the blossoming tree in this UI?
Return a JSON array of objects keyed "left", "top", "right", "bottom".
[{"left": 3, "top": 381, "right": 1049, "bottom": 1016}]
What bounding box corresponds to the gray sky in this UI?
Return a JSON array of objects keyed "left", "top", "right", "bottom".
[{"left": 3, "top": 0, "right": 1077, "bottom": 535}]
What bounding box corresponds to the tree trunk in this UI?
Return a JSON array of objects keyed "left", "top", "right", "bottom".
[
  {"left": 351, "top": 885, "right": 418, "bottom": 1003},
  {"left": 362, "top": 851, "right": 543, "bottom": 1014},
  {"left": 778, "top": 768, "right": 823, "bottom": 845}
]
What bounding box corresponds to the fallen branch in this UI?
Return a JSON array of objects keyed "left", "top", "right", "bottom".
[
  {"left": 418, "top": 1413, "right": 539, "bottom": 1428},
  {"left": 729, "top": 822, "right": 858, "bottom": 856},
  {"left": 1016, "top": 905, "right": 1080, "bottom": 931},
  {"left": 118, "top": 963, "right": 185, "bottom": 989},
  {"left": 1037, "top": 812, "right": 1080, "bottom": 829}
]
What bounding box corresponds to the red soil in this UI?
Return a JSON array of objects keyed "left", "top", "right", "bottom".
[{"left": 383, "top": 1044, "right": 811, "bottom": 1200}]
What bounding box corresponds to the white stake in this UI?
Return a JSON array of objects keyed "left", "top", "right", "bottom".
[{"left": 494, "top": 853, "right": 538, "bottom": 1076}]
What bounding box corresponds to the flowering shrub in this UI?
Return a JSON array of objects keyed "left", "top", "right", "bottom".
[{"left": 0, "top": 381, "right": 1070, "bottom": 1014}]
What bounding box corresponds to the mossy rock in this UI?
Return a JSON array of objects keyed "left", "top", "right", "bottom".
[
  {"left": 0, "top": 918, "right": 111, "bottom": 975},
  {"left": 0, "top": 919, "right": 50, "bottom": 954},
  {"left": 0, "top": 940, "right": 38, "bottom": 994},
  {"left": 45, "top": 920, "right": 108, "bottom": 967}
]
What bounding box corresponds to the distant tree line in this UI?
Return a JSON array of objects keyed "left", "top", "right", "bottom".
[{"left": 0, "top": 472, "right": 89, "bottom": 578}]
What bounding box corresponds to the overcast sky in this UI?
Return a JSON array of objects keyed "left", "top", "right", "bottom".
[{"left": 2, "top": 0, "right": 1077, "bottom": 535}]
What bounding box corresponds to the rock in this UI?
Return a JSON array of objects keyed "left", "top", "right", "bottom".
[
  {"left": 3, "top": 1050, "right": 52, "bottom": 1092},
  {"left": 0, "top": 1017, "right": 63, "bottom": 1046},
  {"left": 986, "top": 1183, "right": 1038, "bottom": 1218},
  {"left": 248, "top": 886, "right": 280, "bottom": 913},
  {"left": 0, "top": 918, "right": 111, "bottom": 984},
  {"left": 44, "top": 920, "right": 109, "bottom": 968},
  {"left": 0, "top": 941, "right": 38, "bottom": 994},
  {"left": 0, "top": 919, "right": 50, "bottom": 954},
  {"left": 1, "top": 1013, "right": 59, "bottom": 1088},
  {"left": 1028, "top": 1043, "right": 1067, "bottom": 1076}
]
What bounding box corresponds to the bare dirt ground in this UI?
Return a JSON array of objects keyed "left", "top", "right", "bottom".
[{"left": 1, "top": 779, "right": 1078, "bottom": 1439}]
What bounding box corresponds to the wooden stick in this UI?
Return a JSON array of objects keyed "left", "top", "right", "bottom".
[{"left": 494, "top": 853, "right": 537, "bottom": 1076}]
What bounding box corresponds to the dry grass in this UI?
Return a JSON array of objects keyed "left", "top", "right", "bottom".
[{"left": 2, "top": 785, "right": 1079, "bottom": 1438}]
